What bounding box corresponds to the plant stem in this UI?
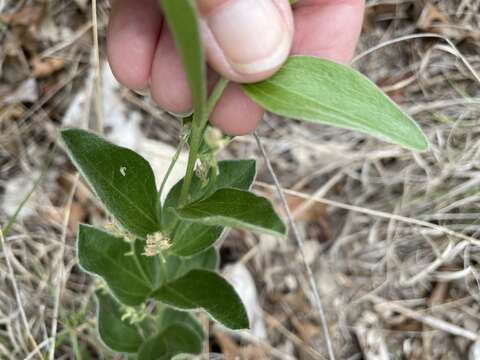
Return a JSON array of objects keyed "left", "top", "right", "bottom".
[
  {"left": 178, "top": 78, "right": 229, "bottom": 207},
  {"left": 206, "top": 77, "right": 229, "bottom": 118},
  {"left": 131, "top": 242, "right": 152, "bottom": 286},
  {"left": 158, "top": 129, "right": 189, "bottom": 209},
  {"left": 178, "top": 122, "right": 201, "bottom": 207}
]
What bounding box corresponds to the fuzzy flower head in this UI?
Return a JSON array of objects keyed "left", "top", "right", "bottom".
[{"left": 143, "top": 232, "right": 171, "bottom": 257}]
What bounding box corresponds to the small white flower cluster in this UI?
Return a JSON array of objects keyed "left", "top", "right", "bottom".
[
  {"left": 143, "top": 232, "right": 171, "bottom": 257},
  {"left": 105, "top": 221, "right": 136, "bottom": 242}
]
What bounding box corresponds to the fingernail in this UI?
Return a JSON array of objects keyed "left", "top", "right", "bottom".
[
  {"left": 203, "top": 0, "right": 291, "bottom": 75},
  {"left": 133, "top": 87, "right": 150, "bottom": 96},
  {"left": 167, "top": 110, "right": 193, "bottom": 118}
]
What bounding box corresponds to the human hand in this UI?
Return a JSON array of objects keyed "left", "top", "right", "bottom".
[{"left": 107, "top": 0, "right": 365, "bottom": 135}]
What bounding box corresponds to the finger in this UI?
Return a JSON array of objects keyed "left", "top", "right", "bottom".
[
  {"left": 107, "top": 0, "right": 162, "bottom": 90},
  {"left": 292, "top": 0, "right": 365, "bottom": 63},
  {"left": 197, "top": 0, "right": 294, "bottom": 83},
  {"left": 150, "top": 26, "right": 193, "bottom": 115},
  {"left": 209, "top": 83, "right": 264, "bottom": 135}
]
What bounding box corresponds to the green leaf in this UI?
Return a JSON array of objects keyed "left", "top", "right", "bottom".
[
  {"left": 242, "top": 56, "right": 429, "bottom": 152},
  {"left": 78, "top": 225, "right": 160, "bottom": 306},
  {"left": 137, "top": 324, "right": 202, "bottom": 360},
  {"left": 61, "top": 129, "right": 159, "bottom": 237},
  {"left": 160, "top": 247, "right": 219, "bottom": 285},
  {"left": 152, "top": 269, "right": 249, "bottom": 330},
  {"left": 169, "top": 224, "right": 224, "bottom": 257},
  {"left": 164, "top": 160, "right": 257, "bottom": 215},
  {"left": 160, "top": 0, "right": 206, "bottom": 120},
  {"left": 175, "top": 188, "right": 286, "bottom": 237},
  {"left": 95, "top": 290, "right": 143, "bottom": 353},
  {"left": 156, "top": 306, "right": 205, "bottom": 340},
  {"left": 164, "top": 160, "right": 256, "bottom": 256}
]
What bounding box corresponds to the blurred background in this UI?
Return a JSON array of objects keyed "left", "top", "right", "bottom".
[{"left": 1, "top": 0, "right": 480, "bottom": 359}]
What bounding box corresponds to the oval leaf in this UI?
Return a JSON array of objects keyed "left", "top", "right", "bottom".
[
  {"left": 61, "top": 129, "right": 159, "bottom": 237},
  {"left": 160, "top": 0, "right": 206, "bottom": 119},
  {"left": 152, "top": 269, "right": 249, "bottom": 330},
  {"left": 78, "top": 225, "right": 160, "bottom": 305},
  {"left": 138, "top": 324, "right": 202, "bottom": 360},
  {"left": 175, "top": 188, "right": 286, "bottom": 237},
  {"left": 242, "top": 56, "right": 429, "bottom": 152},
  {"left": 95, "top": 290, "right": 143, "bottom": 353}
]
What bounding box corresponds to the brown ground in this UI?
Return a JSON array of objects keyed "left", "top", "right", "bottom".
[{"left": 1, "top": 1, "right": 480, "bottom": 359}]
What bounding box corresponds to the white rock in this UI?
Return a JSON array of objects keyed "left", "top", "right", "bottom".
[
  {"left": 223, "top": 263, "right": 267, "bottom": 339},
  {"left": 470, "top": 341, "right": 480, "bottom": 360},
  {"left": 3, "top": 173, "right": 39, "bottom": 218},
  {"left": 3, "top": 78, "right": 38, "bottom": 104}
]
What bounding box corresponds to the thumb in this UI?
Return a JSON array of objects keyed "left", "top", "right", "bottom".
[{"left": 197, "top": 0, "right": 293, "bottom": 83}]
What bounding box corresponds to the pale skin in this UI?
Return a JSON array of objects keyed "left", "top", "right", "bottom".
[{"left": 107, "top": 0, "right": 365, "bottom": 135}]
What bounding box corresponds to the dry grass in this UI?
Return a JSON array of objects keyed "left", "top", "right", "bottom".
[{"left": 0, "top": 0, "right": 479, "bottom": 359}]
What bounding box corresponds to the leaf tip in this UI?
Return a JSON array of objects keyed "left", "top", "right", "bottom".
[{"left": 408, "top": 129, "right": 430, "bottom": 153}]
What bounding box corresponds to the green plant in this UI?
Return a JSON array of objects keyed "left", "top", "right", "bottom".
[{"left": 60, "top": 1, "right": 429, "bottom": 358}]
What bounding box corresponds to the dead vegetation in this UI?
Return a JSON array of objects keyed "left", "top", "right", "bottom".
[{"left": 0, "top": 0, "right": 479, "bottom": 359}]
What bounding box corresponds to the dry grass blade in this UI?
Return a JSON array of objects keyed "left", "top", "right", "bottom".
[{"left": 254, "top": 133, "right": 336, "bottom": 360}]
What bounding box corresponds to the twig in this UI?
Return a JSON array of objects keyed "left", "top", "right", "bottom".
[
  {"left": 352, "top": 32, "right": 480, "bottom": 84},
  {"left": 254, "top": 181, "right": 480, "bottom": 247},
  {"left": 49, "top": 174, "right": 79, "bottom": 360},
  {"left": 369, "top": 295, "right": 480, "bottom": 341},
  {"left": 91, "top": 0, "right": 103, "bottom": 133},
  {"left": 25, "top": 339, "right": 52, "bottom": 360},
  {"left": 0, "top": 230, "right": 42, "bottom": 359},
  {"left": 254, "top": 133, "right": 336, "bottom": 360}
]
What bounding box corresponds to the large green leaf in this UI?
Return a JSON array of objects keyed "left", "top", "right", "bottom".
[
  {"left": 152, "top": 269, "right": 249, "bottom": 330},
  {"left": 242, "top": 56, "right": 429, "bottom": 152},
  {"left": 164, "top": 160, "right": 256, "bottom": 256},
  {"left": 160, "top": 0, "right": 206, "bottom": 119},
  {"left": 61, "top": 129, "right": 159, "bottom": 237},
  {"left": 175, "top": 188, "right": 286, "bottom": 237},
  {"left": 95, "top": 290, "right": 143, "bottom": 353},
  {"left": 137, "top": 324, "right": 202, "bottom": 360},
  {"left": 78, "top": 225, "right": 160, "bottom": 306}
]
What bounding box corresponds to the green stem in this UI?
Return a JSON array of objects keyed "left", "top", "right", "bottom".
[
  {"left": 68, "top": 329, "right": 82, "bottom": 360},
  {"left": 157, "top": 129, "right": 189, "bottom": 213},
  {"left": 178, "top": 122, "right": 201, "bottom": 207},
  {"left": 130, "top": 242, "right": 151, "bottom": 286},
  {"left": 206, "top": 77, "right": 229, "bottom": 120},
  {"left": 178, "top": 78, "right": 229, "bottom": 207}
]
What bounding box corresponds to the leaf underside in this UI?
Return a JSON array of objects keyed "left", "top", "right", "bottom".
[{"left": 243, "top": 56, "right": 429, "bottom": 152}]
